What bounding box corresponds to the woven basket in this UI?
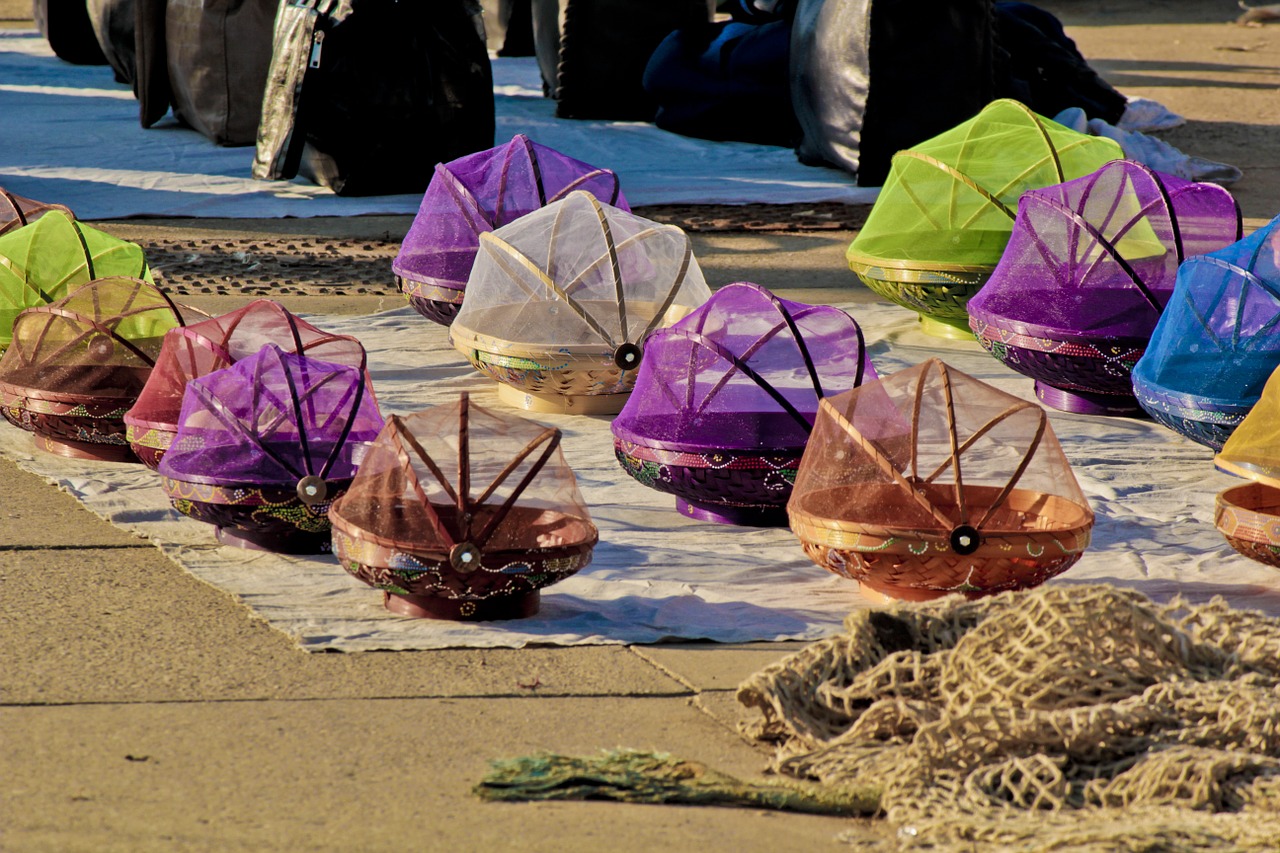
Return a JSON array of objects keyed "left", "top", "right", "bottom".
[
  {"left": 790, "top": 482, "right": 1093, "bottom": 601},
  {"left": 614, "top": 437, "right": 801, "bottom": 526},
  {"left": 847, "top": 256, "right": 992, "bottom": 340},
  {"left": 398, "top": 276, "right": 464, "bottom": 327},
  {"left": 330, "top": 504, "right": 596, "bottom": 620},
  {"left": 0, "top": 379, "right": 139, "bottom": 462},
  {"left": 1216, "top": 481, "right": 1280, "bottom": 568},
  {"left": 971, "top": 317, "right": 1146, "bottom": 416},
  {"left": 123, "top": 420, "right": 175, "bottom": 469},
  {"left": 162, "top": 476, "right": 350, "bottom": 554}
]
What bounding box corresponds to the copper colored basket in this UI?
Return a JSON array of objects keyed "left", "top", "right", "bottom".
[
  {"left": 791, "top": 482, "right": 1093, "bottom": 601},
  {"left": 1216, "top": 481, "right": 1280, "bottom": 569},
  {"left": 163, "top": 476, "right": 351, "bottom": 554},
  {"left": 1, "top": 186, "right": 74, "bottom": 237},
  {"left": 328, "top": 395, "right": 599, "bottom": 620}
]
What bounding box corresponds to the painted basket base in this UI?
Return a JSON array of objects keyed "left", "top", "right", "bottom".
[
  {"left": 676, "top": 498, "right": 788, "bottom": 527},
  {"left": 36, "top": 433, "right": 137, "bottom": 463},
  {"left": 497, "top": 382, "right": 630, "bottom": 415},
  {"left": 214, "top": 525, "right": 332, "bottom": 555},
  {"left": 383, "top": 589, "right": 541, "bottom": 621},
  {"left": 1035, "top": 382, "right": 1144, "bottom": 417}
]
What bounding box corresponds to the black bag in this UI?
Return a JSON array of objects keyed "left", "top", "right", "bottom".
[
  {"left": 790, "top": 0, "right": 995, "bottom": 186},
  {"left": 254, "top": 0, "right": 495, "bottom": 197},
  {"left": 87, "top": 0, "right": 136, "bottom": 84},
  {"left": 33, "top": 0, "right": 109, "bottom": 65}
]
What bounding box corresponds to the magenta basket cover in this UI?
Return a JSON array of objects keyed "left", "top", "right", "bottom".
[
  {"left": 393, "top": 134, "right": 628, "bottom": 325},
  {"left": 968, "top": 160, "right": 1241, "bottom": 414},
  {"left": 159, "top": 344, "right": 385, "bottom": 553},
  {"left": 611, "top": 282, "right": 877, "bottom": 525}
]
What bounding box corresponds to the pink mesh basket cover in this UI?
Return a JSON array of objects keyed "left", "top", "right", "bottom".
[
  {"left": 612, "top": 282, "right": 878, "bottom": 452},
  {"left": 158, "top": 344, "right": 384, "bottom": 488},
  {"left": 126, "top": 299, "right": 370, "bottom": 433},
  {"left": 0, "top": 277, "right": 183, "bottom": 401},
  {"left": 393, "top": 134, "right": 628, "bottom": 296},
  {"left": 330, "top": 393, "right": 595, "bottom": 556},
  {"left": 968, "top": 160, "right": 1242, "bottom": 342}
]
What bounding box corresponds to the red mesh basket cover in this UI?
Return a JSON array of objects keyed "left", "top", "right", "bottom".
[{"left": 0, "top": 186, "right": 74, "bottom": 237}]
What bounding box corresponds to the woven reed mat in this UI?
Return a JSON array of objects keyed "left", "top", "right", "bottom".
[{"left": 738, "top": 583, "right": 1280, "bottom": 850}]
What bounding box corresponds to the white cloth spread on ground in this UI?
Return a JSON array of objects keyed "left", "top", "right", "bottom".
[
  {"left": 0, "top": 31, "right": 876, "bottom": 219},
  {"left": 1, "top": 302, "right": 1277, "bottom": 652}
]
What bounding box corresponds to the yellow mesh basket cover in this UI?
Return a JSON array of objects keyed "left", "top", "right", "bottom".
[{"left": 1215, "top": 364, "right": 1280, "bottom": 487}]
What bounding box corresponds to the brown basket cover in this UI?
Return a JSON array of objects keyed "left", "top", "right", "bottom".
[
  {"left": 0, "top": 276, "right": 184, "bottom": 460},
  {"left": 787, "top": 358, "right": 1094, "bottom": 600},
  {"left": 329, "top": 392, "right": 598, "bottom": 620},
  {"left": 0, "top": 186, "right": 74, "bottom": 237}
]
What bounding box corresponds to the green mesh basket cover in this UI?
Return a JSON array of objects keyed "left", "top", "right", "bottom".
[
  {"left": 847, "top": 100, "right": 1124, "bottom": 271},
  {"left": 0, "top": 211, "right": 152, "bottom": 348}
]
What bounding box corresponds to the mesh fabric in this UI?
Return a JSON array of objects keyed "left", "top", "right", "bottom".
[
  {"left": 788, "top": 359, "right": 1089, "bottom": 533},
  {"left": 393, "top": 134, "right": 628, "bottom": 296},
  {"left": 612, "top": 282, "right": 877, "bottom": 452},
  {"left": 1133, "top": 215, "right": 1280, "bottom": 413},
  {"left": 1215, "top": 363, "right": 1280, "bottom": 487},
  {"left": 968, "top": 160, "right": 1242, "bottom": 341},
  {"left": 451, "top": 191, "right": 710, "bottom": 358},
  {"left": 0, "top": 186, "right": 73, "bottom": 237},
  {"left": 846, "top": 100, "right": 1124, "bottom": 270},
  {"left": 126, "top": 300, "right": 369, "bottom": 433},
  {"left": 0, "top": 277, "right": 182, "bottom": 400},
  {"left": 331, "top": 395, "right": 593, "bottom": 554},
  {"left": 0, "top": 212, "right": 152, "bottom": 348},
  {"left": 159, "top": 344, "right": 384, "bottom": 488}
]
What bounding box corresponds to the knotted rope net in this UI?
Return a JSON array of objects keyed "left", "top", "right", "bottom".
[{"left": 737, "top": 584, "right": 1280, "bottom": 850}]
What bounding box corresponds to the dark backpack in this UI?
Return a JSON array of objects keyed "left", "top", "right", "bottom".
[{"left": 254, "top": 0, "right": 495, "bottom": 196}]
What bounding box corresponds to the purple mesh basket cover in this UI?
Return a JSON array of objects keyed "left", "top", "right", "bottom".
[
  {"left": 612, "top": 282, "right": 878, "bottom": 452},
  {"left": 1133, "top": 214, "right": 1280, "bottom": 410},
  {"left": 159, "top": 344, "right": 384, "bottom": 487},
  {"left": 968, "top": 160, "right": 1242, "bottom": 342},
  {"left": 393, "top": 134, "right": 629, "bottom": 294}
]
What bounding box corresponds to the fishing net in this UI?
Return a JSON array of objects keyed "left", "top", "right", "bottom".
[{"left": 738, "top": 583, "right": 1280, "bottom": 850}]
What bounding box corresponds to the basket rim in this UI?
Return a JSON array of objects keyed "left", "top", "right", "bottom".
[
  {"left": 846, "top": 250, "right": 997, "bottom": 278},
  {"left": 970, "top": 312, "right": 1154, "bottom": 353},
  {"left": 1131, "top": 373, "right": 1253, "bottom": 414},
  {"left": 329, "top": 501, "right": 599, "bottom": 561},
  {"left": 0, "top": 378, "right": 137, "bottom": 408},
  {"left": 161, "top": 473, "right": 354, "bottom": 496},
  {"left": 1216, "top": 480, "right": 1280, "bottom": 544},
  {"left": 789, "top": 483, "right": 1094, "bottom": 553},
  {"left": 613, "top": 432, "right": 807, "bottom": 460}
]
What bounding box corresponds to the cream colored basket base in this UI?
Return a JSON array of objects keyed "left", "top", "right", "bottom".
[{"left": 497, "top": 382, "right": 631, "bottom": 415}]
